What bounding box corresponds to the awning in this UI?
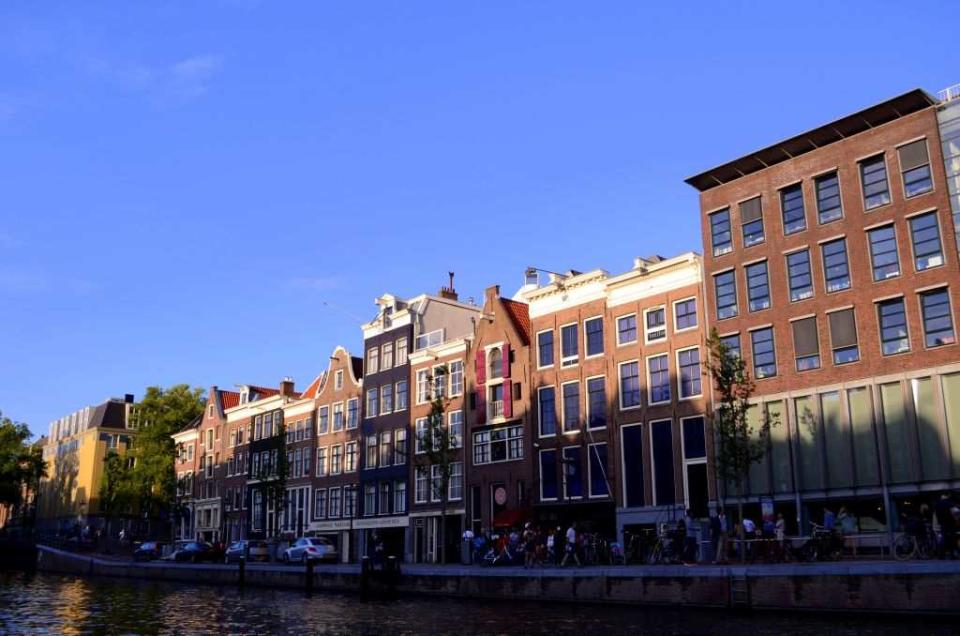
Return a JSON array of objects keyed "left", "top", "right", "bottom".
[{"left": 492, "top": 509, "right": 530, "bottom": 528}]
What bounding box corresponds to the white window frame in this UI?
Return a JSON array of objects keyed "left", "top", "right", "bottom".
[
  {"left": 559, "top": 322, "right": 579, "bottom": 367},
  {"left": 537, "top": 385, "right": 557, "bottom": 438},
  {"left": 587, "top": 442, "right": 610, "bottom": 499},
  {"left": 644, "top": 305, "right": 667, "bottom": 344},
  {"left": 619, "top": 422, "right": 643, "bottom": 506},
  {"left": 415, "top": 417, "right": 428, "bottom": 455},
  {"left": 536, "top": 328, "right": 555, "bottom": 369},
  {"left": 380, "top": 384, "right": 393, "bottom": 415},
  {"left": 584, "top": 374, "right": 607, "bottom": 431},
  {"left": 646, "top": 353, "right": 671, "bottom": 406},
  {"left": 449, "top": 360, "right": 464, "bottom": 397},
  {"left": 583, "top": 315, "right": 605, "bottom": 359},
  {"left": 615, "top": 312, "right": 638, "bottom": 347},
  {"left": 676, "top": 346, "right": 703, "bottom": 400},
  {"left": 560, "top": 379, "right": 580, "bottom": 436},
  {"left": 334, "top": 370, "right": 343, "bottom": 390},
  {"left": 316, "top": 446, "right": 328, "bottom": 477},
  {"left": 561, "top": 446, "right": 582, "bottom": 500},
  {"left": 672, "top": 296, "right": 698, "bottom": 333},
  {"left": 415, "top": 369, "right": 430, "bottom": 405},
  {"left": 345, "top": 440, "right": 358, "bottom": 472},
  {"left": 617, "top": 359, "right": 642, "bottom": 411},
  {"left": 679, "top": 415, "right": 708, "bottom": 512},
  {"left": 649, "top": 417, "right": 673, "bottom": 507},
  {"left": 538, "top": 448, "right": 559, "bottom": 502}
]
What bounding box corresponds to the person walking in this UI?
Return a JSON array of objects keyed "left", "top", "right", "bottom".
[
  {"left": 523, "top": 523, "right": 537, "bottom": 569},
  {"left": 546, "top": 528, "right": 556, "bottom": 566},
  {"left": 561, "top": 522, "right": 581, "bottom": 567}
]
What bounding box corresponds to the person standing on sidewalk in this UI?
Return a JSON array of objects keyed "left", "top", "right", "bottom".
[
  {"left": 561, "top": 522, "right": 581, "bottom": 567},
  {"left": 710, "top": 508, "right": 727, "bottom": 564}
]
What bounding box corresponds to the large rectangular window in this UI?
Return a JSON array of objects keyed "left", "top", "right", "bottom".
[
  {"left": 562, "top": 382, "right": 580, "bottom": 432},
  {"left": 537, "top": 330, "right": 554, "bottom": 367},
  {"left": 347, "top": 399, "right": 358, "bottom": 429},
  {"left": 792, "top": 316, "right": 820, "bottom": 371},
  {"left": 367, "top": 347, "right": 379, "bottom": 375},
  {"left": 740, "top": 196, "right": 764, "bottom": 246},
  {"left": 365, "top": 389, "right": 378, "bottom": 419},
  {"left": 585, "top": 317, "right": 604, "bottom": 356},
  {"left": 560, "top": 324, "right": 578, "bottom": 366},
  {"left": 746, "top": 260, "right": 771, "bottom": 311},
  {"left": 622, "top": 425, "right": 644, "bottom": 507},
  {"left": 619, "top": 361, "right": 641, "bottom": 409},
  {"left": 588, "top": 444, "right": 609, "bottom": 497},
  {"left": 860, "top": 155, "right": 890, "bottom": 209},
  {"left": 714, "top": 270, "right": 738, "bottom": 319},
  {"left": 710, "top": 208, "right": 732, "bottom": 256},
  {"left": 720, "top": 333, "right": 741, "bottom": 359},
  {"left": 562, "top": 447, "right": 582, "bottom": 499},
  {"left": 651, "top": 420, "right": 674, "bottom": 506},
  {"left": 540, "top": 450, "right": 558, "bottom": 500},
  {"left": 786, "top": 249, "right": 813, "bottom": 302},
  {"left": 395, "top": 380, "right": 408, "bottom": 411},
  {"left": 780, "top": 183, "right": 806, "bottom": 234},
  {"left": 318, "top": 406, "right": 329, "bottom": 435},
  {"left": 674, "top": 298, "right": 698, "bottom": 330},
  {"left": 829, "top": 308, "right": 860, "bottom": 365},
  {"left": 751, "top": 327, "right": 777, "bottom": 379},
  {"left": 449, "top": 360, "right": 463, "bottom": 396},
  {"left": 678, "top": 348, "right": 702, "bottom": 398},
  {"left": 645, "top": 307, "right": 666, "bottom": 342},
  {"left": 920, "top": 288, "right": 955, "bottom": 347},
  {"left": 586, "top": 377, "right": 606, "bottom": 429},
  {"left": 868, "top": 225, "right": 900, "bottom": 281},
  {"left": 648, "top": 354, "right": 670, "bottom": 404},
  {"left": 821, "top": 238, "right": 851, "bottom": 292},
  {"left": 538, "top": 386, "right": 557, "bottom": 436},
  {"left": 616, "top": 314, "right": 637, "bottom": 345},
  {"left": 380, "top": 384, "right": 393, "bottom": 414},
  {"left": 815, "top": 171, "right": 843, "bottom": 223},
  {"left": 878, "top": 297, "right": 910, "bottom": 355},
  {"left": 898, "top": 139, "right": 932, "bottom": 197},
  {"left": 909, "top": 212, "right": 944, "bottom": 270},
  {"left": 472, "top": 426, "right": 524, "bottom": 465}
]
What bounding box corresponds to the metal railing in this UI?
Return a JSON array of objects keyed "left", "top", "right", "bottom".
[{"left": 938, "top": 84, "right": 960, "bottom": 103}]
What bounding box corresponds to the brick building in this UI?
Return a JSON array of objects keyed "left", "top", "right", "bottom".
[{"left": 687, "top": 88, "right": 960, "bottom": 533}]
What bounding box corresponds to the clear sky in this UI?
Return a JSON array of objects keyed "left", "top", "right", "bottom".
[{"left": 1, "top": 1, "right": 956, "bottom": 438}]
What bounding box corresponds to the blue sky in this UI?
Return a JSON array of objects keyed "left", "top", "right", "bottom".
[{"left": 1, "top": 1, "right": 956, "bottom": 438}]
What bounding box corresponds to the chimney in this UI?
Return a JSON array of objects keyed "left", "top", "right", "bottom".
[
  {"left": 124, "top": 394, "right": 135, "bottom": 404},
  {"left": 279, "top": 377, "right": 295, "bottom": 397},
  {"left": 484, "top": 284, "right": 500, "bottom": 306},
  {"left": 439, "top": 271, "right": 458, "bottom": 301}
]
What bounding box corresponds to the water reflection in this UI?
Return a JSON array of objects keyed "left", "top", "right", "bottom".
[{"left": 0, "top": 572, "right": 956, "bottom": 635}]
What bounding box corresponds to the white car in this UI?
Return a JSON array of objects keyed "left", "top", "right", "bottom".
[{"left": 282, "top": 537, "right": 337, "bottom": 563}]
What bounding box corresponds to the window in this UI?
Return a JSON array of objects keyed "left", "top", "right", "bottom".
[
  {"left": 331, "top": 445, "right": 343, "bottom": 474},
  {"left": 786, "top": 249, "right": 813, "bottom": 302},
  {"left": 678, "top": 348, "right": 702, "bottom": 398},
  {"left": 316, "top": 447, "right": 327, "bottom": 477},
  {"left": 379, "top": 432, "right": 391, "bottom": 467},
  {"left": 540, "top": 449, "right": 558, "bottom": 500},
  {"left": 780, "top": 183, "right": 806, "bottom": 234},
  {"left": 430, "top": 465, "right": 442, "bottom": 502},
  {"left": 381, "top": 342, "right": 394, "bottom": 370},
  {"left": 488, "top": 347, "right": 503, "bottom": 380},
  {"left": 416, "top": 370, "right": 430, "bottom": 404},
  {"left": 745, "top": 261, "right": 771, "bottom": 311},
  {"left": 586, "top": 377, "right": 606, "bottom": 429},
  {"left": 909, "top": 212, "right": 944, "bottom": 270},
  {"left": 562, "top": 447, "right": 582, "bottom": 499},
  {"left": 920, "top": 288, "right": 955, "bottom": 347},
  {"left": 364, "top": 485, "right": 376, "bottom": 516},
  {"left": 472, "top": 425, "right": 523, "bottom": 465},
  {"left": 415, "top": 418, "right": 427, "bottom": 454},
  {"left": 344, "top": 486, "right": 357, "bottom": 518},
  {"left": 396, "top": 338, "right": 408, "bottom": 366},
  {"left": 868, "top": 225, "right": 900, "bottom": 281},
  {"left": 751, "top": 327, "right": 777, "bottom": 378},
  {"left": 878, "top": 297, "right": 910, "bottom": 355},
  {"left": 792, "top": 317, "right": 821, "bottom": 371},
  {"left": 740, "top": 196, "right": 764, "bottom": 246},
  {"left": 588, "top": 444, "right": 609, "bottom": 498},
  {"left": 365, "top": 435, "right": 378, "bottom": 469},
  {"left": 449, "top": 410, "right": 463, "bottom": 448},
  {"left": 710, "top": 208, "right": 732, "bottom": 256},
  {"left": 332, "top": 403, "right": 344, "bottom": 432},
  {"left": 393, "top": 481, "right": 406, "bottom": 514},
  {"left": 415, "top": 466, "right": 429, "bottom": 503},
  {"left": 860, "top": 155, "right": 890, "bottom": 209},
  {"left": 562, "top": 382, "right": 580, "bottom": 433},
  {"left": 538, "top": 386, "right": 557, "bottom": 436},
  {"left": 416, "top": 328, "right": 443, "bottom": 350},
  {"left": 347, "top": 399, "right": 359, "bottom": 429},
  {"left": 367, "top": 347, "right": 379, "bottom": 374},
  {"left": 380, "top": 384, "right": 393, "bottom": 415},
  {"left": 585, "top": 317, "right": 604, "bottom": 356},
  {"left": 394, "top": 429, "right": 407, "bottom": 465},
  {"left": 365, "top": 389, "right": 378, "bottom": 418},
  {"left": 537, "top": 330, "right": 554, "bottom": 367},
  {"left": 714, "top": 271, "right": 738, "bottom": 319},
  {"left": 377, "top": 483, "right": 390, "bottom": 516},
  {"left": 434, "top": 367, "right": 448, "bottom": 399},
  {"left": 616, "top": 314, "right": 637, "bottom": 345},
  {"left": 644, "top": 306, "right": 666, "bottom": 342},
  {"left": 619, "top": 361, "right": 641, "bottom": 409},
  {"left": 448, "top": 462, "right": 463, "bottom": 501},
  {"left": 345, "top": 441, "right": 357, "bottom": 472},
  {"left": 898, "top": 139, "right": 932, "bottom": 197},
  {"left": 560, "top": 324, "right": 578, "bottom": 366},
  {"left": 821, "top": 238, "right": 851, "bottom": 292},
  {"left": 674, "top": 298, "right": 698, "bottom": 330},
  {"left": 449, "top": 360, "right": 464, "bottom": 396},
  {"left": 314, "top": 489, "right": 327, "bottom": 520},
  {"left": 815, "top": 171, "right": 843, "bottom": 223},
  {"left": 648, "top": 355, "right": 670, "bottom": 404},
  {"left": 829, "top": 308, "right": 859, "bottom": 365},
  {"left": 326, "top": 487, "right": 340, "bottom": 519},
  {"left": 334, "top": 370, "right": 343, "bottom": 391},
  {"left": 303, "top": 418, "right": 311, "bottom": 440}
]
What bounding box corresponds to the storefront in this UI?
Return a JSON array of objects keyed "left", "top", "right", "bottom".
[{"left": 355, "top": 516, "right": 409, "bottom": 562}]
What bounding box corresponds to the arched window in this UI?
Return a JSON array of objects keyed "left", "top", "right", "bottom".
[{"left": 489, "top": 347, "right": 503, "bottom": 380}]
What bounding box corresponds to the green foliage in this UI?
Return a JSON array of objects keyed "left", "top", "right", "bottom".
[
  {"left": 420, "top": 365, "right": 456, "bottom": 563},
  {"left": 0, "top": 411, "right": 46, "bottom": 510}
]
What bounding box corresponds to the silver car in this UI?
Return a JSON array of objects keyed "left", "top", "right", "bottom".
[{"left": 282, "top": 537, "right": 337, "bottom": 563}]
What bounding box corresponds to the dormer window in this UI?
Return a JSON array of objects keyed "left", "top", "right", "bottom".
[
  {"left": 208, "top": 405, "right": 215, "bottom": 418},
  {"left": 240, "top": 389, "right": 249, "bottom": 405},
  {"left": 489, "top": 347, "right": 503, "bottom": 380},
  {"left": 415, "top": 329, "right": 444, "bottom": 351},
  {"left": 335, "top": 370, "right": 344, "bottom": 391}
]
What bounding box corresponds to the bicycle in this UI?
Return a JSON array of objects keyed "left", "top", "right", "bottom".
[
  {"left": 894, "top": 527, "right": 937, "bottom": 561},
  {"left": 647, "top": 530, "right": 681, "bottom": 565},
  {"left": 796, "top": 524, "right": 843, "bottom": 562}
]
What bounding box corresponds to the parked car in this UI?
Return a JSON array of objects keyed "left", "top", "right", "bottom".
[
  {"left": 132, "top": 541, "right": 165, "bottom": 562},
  {"left": 170, "top": 541, "right": 222, "bottom": 563},
  {"left": 224, "top": 540, "right": 270, "bottom": 563},
  {"left": 282, "top": 537, "right": 337, "bottom": 563}
]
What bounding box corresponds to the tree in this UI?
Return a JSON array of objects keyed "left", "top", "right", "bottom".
[
  {"left": 706, "top": 329, "right": 777, "bottom": 552},
  {"left": 0, "top": 411, "right": 47, "bottom": 519},
  {"left": 420, "top": 366, "right": 456, "bottom": 564},
  {"left": 261, "top": 420, "right": 288, "bottom": 538}
]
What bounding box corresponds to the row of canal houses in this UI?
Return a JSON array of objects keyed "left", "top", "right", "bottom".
[{"left": 172, "top": 254, "right": 710, "bottom": 563}]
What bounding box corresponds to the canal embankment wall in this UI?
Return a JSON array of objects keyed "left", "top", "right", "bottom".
[{"left": 35, "top": 545, "right": 960, "bottom": 614}]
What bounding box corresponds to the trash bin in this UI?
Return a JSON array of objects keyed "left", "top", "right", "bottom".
[{"left": 461, "top": 539, "right": 472, "bottom": 565}]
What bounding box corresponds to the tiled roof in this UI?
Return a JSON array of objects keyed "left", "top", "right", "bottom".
[
  {"left": 299, "top": 374, "right": 323, "bottom": 400},
  {"left": 219, "top": 390, "right": 240, "bottom": 410},
  {"left": 501, "top": 298, "right": 530, "bottom": 345},
  {"left": 248, "top": 385, "right": 280, "bottom": 401}
]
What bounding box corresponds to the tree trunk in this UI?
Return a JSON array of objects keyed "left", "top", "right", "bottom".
[
  {"left": 736, "top": 481, "right": 745, "bottom": 563},
  {"left": 439, "top": 482, "right": 447, "bottom": 565}
]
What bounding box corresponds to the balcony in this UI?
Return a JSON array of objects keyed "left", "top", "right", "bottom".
[{"left": 488, "top": 400, "right": 504, "bottom": 421}]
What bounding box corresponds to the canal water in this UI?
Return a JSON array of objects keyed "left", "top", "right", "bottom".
[{"left": 0, "top": 571, "right": 956, "bottom": 635}]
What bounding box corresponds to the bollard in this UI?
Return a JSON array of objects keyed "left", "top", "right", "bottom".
[
  {"left": 360, "top": 556, "right": 371, "bottom": 598},
  {"left": 305, "top": 558, "right": 314, "bottom": 594},
  {"left": 238, "top": 556, "right": 245, "bottom": 588}
]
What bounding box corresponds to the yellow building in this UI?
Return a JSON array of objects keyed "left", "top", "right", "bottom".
[{"left": 37, "top": 395, "right": 137, "bottom": 531}]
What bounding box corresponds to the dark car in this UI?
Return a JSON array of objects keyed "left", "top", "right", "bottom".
[
  {"left": 224, "top": 539, "right": 271, "bottom": 563},
  {"left": 171, "top": 541, "right": 222, "bottom": 563},
  {"left": 133, "top": 541, "right": 165, "bottom": 562}
]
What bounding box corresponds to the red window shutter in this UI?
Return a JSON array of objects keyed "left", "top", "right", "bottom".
[
  {"left": 476, "top": 389, "right": 486, "bottom": 425},
  {"left": 476, "top": 349, "right": 486, "bottom": 385},
  {"left": 503, "top": 380, "right": 513, "bottom": 418},
  {"left": 502, "top": 344, "right": 511, "bottom": 378}
]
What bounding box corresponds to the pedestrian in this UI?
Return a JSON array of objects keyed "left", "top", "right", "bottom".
[
  {"left": 523, "top": 523, "right": 537, "bottom": 569},
  {"left": 935, "top": 493, "right": 957, "bottom": 559},
  {"left": 709, "top": 508, "right": 725, "bottom": 564},
  {"left": 683, "top": 509, "right": 697, "bottom": 563},
  {"left": 561, "top": 522, "right": 581, "bottom": 567},
  {"left": 741, "top": 517, "right": 756, "bottom": 562},
  {"left": 546, "top": 528, "right": 556, "bottom": 565}
]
